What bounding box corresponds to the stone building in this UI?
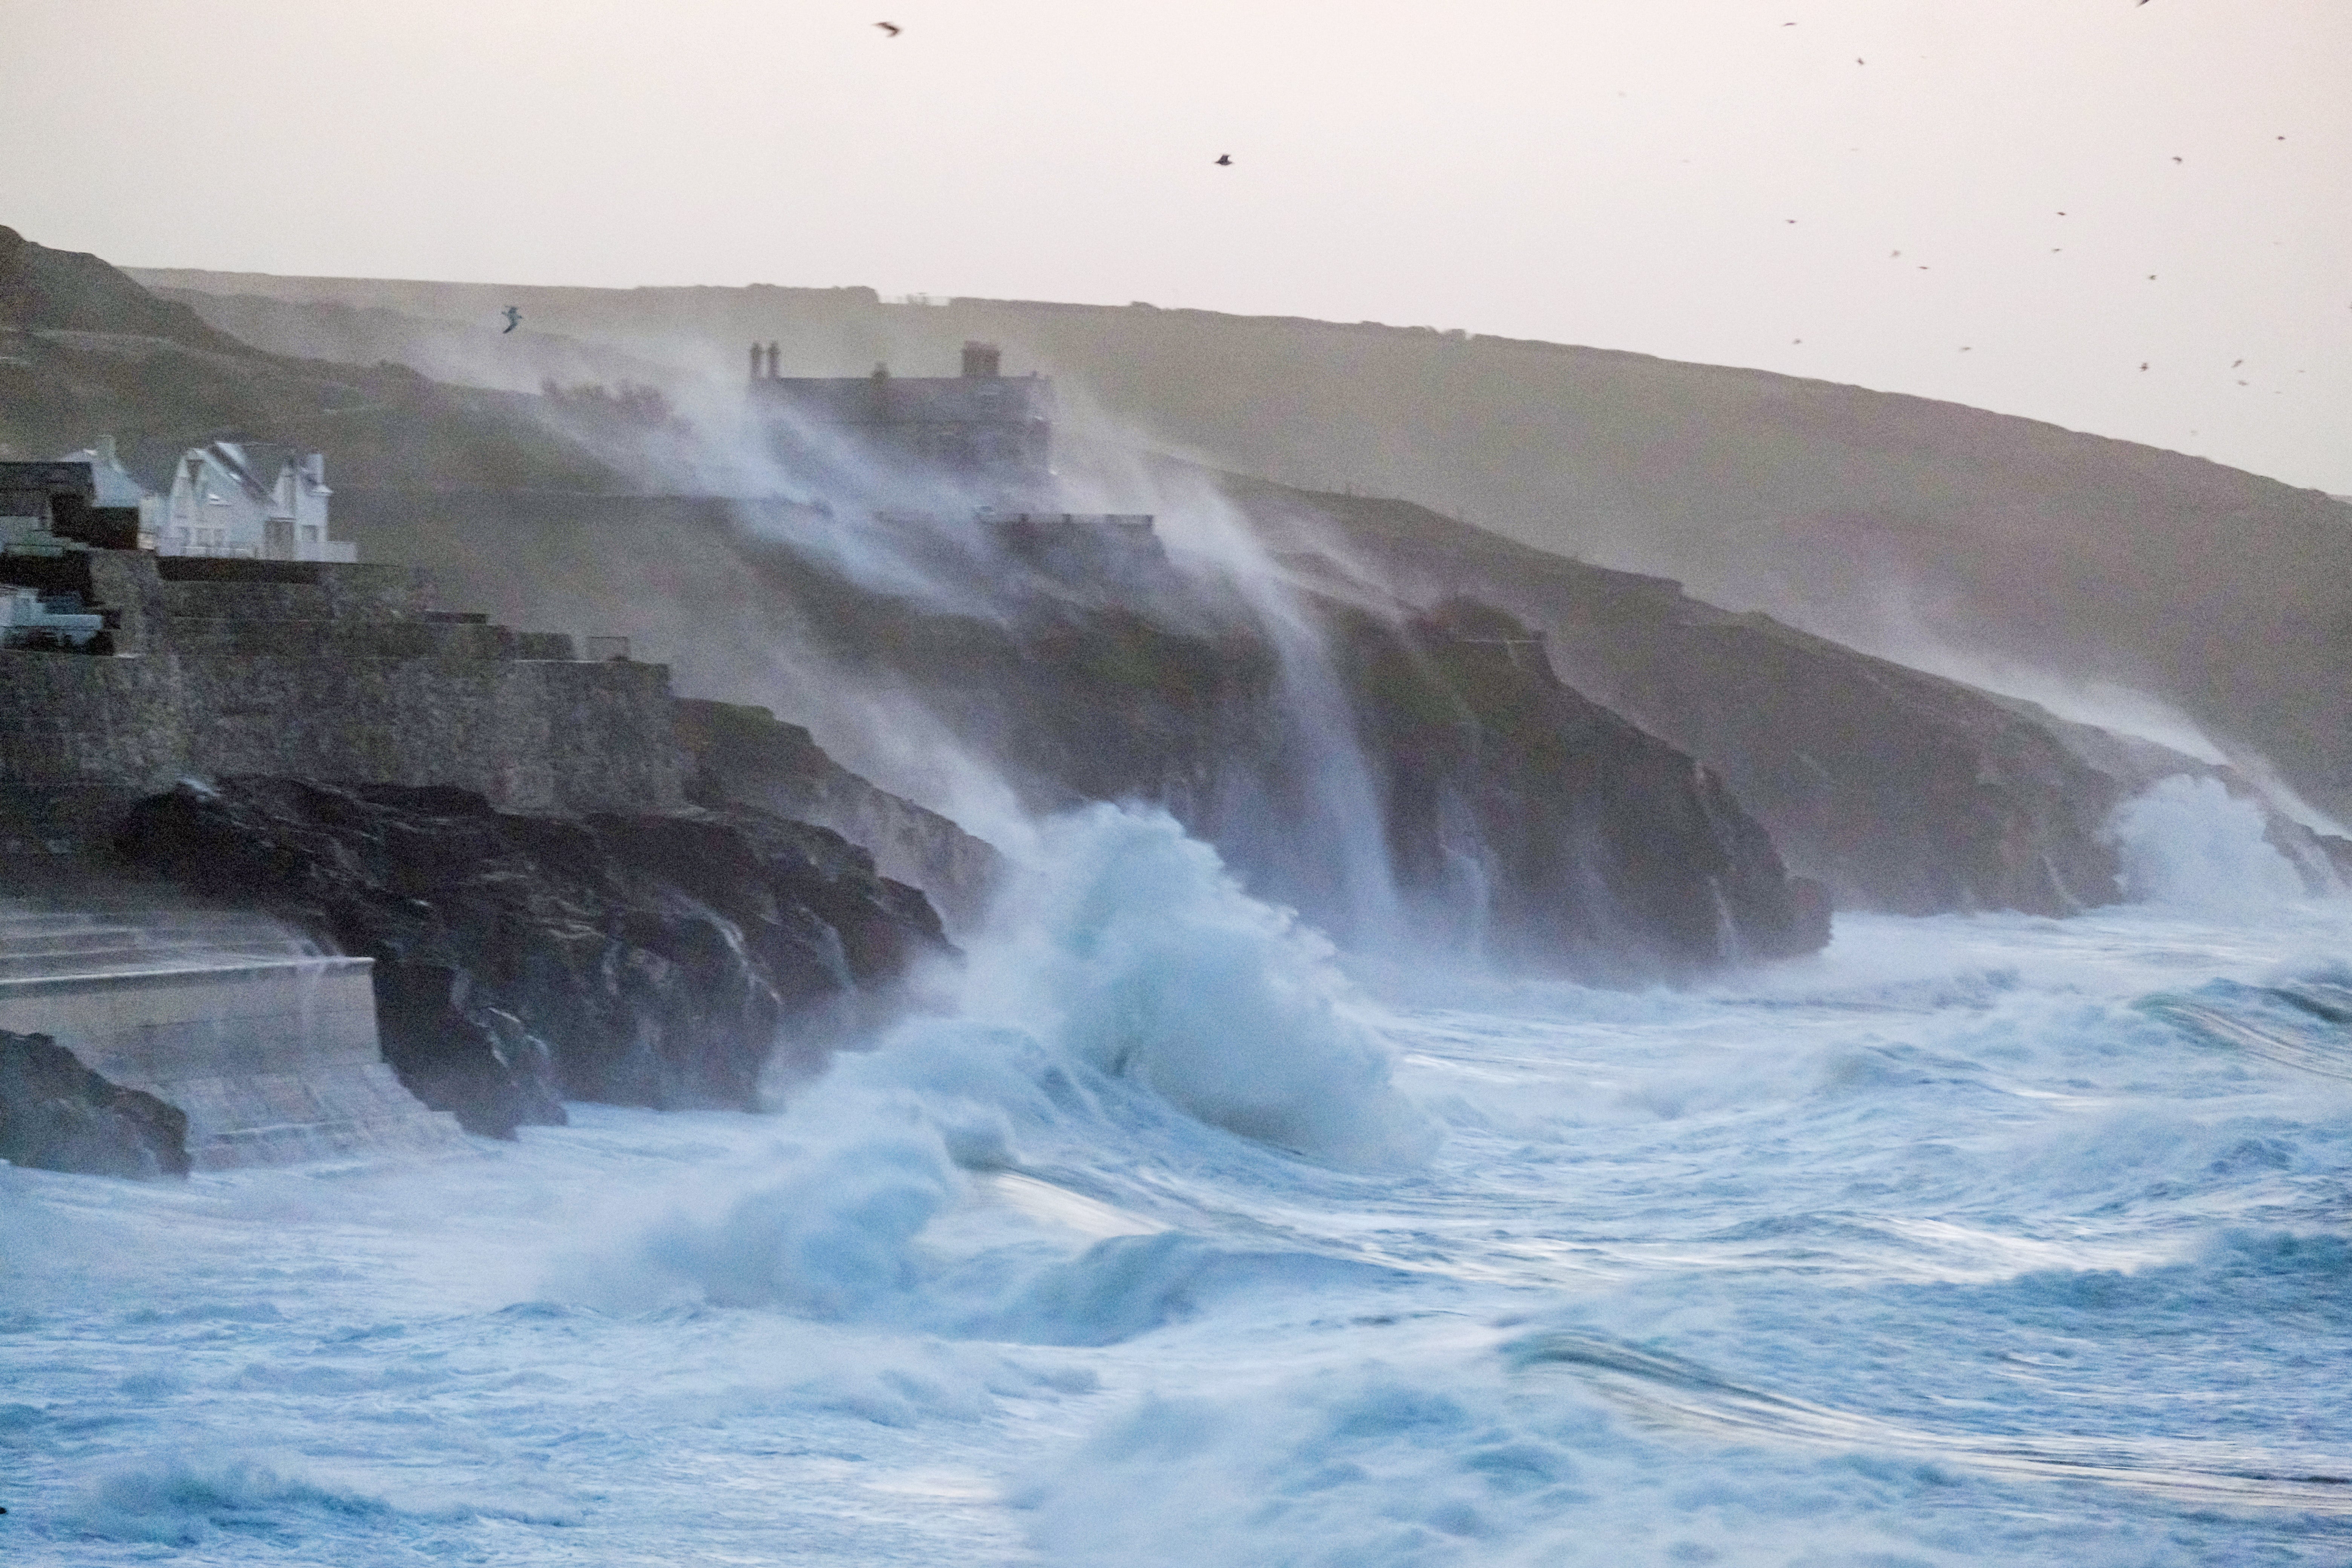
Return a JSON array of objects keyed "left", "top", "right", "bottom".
[{"left": 747, "top": 340, "right": 1053, "bottom": 504}]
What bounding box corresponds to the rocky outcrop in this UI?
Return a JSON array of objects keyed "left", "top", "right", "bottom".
[
  {"left": 1233, "top": 479, "right": 2311, "bottom": 916},
  {"left": 1341, "top": 600, "right": 1828, "bottom": 972},
  {"left": 675, "top": 699, "right": 1004, "bottom": 935},
  {"left": 110, "top": 779, "right": 950, "bottom": 1137},
  {"left": 310, "top": 487, "right": 1828, "bottom": 977},
  {"left": 0, "top": 1028, "right": 189, "bottom": 1179},
  {"left": 725, "top": 519, "right": 1825, "bottom": 977}
]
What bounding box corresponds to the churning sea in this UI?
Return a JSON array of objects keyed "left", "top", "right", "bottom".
[{"left": 4, "top": 781, "right": 2349, "bottom": 1566}]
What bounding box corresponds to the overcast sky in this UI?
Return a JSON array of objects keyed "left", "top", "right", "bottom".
[{"left": 6, "top": 0, "right": 2347, "bottom": 492}]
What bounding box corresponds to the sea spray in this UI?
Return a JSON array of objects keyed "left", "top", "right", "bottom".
[
  {"left": 976, "top": 805, "right": 1432, "bottom": 1166},
  {"left": 2110, "top": 775, "right": 2305, "bottom": 913},
  {"left": 598, "top": 805, "right": 1431, "bottom": 1321}
]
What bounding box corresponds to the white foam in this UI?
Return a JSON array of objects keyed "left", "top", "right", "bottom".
[{"left": 2109, "top": 775, "right": 2306, "bottom": 913}]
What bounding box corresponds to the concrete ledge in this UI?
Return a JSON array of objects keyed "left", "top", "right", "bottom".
[{"left": 0, "top": 952, "right": 467, "bottom": 1167}]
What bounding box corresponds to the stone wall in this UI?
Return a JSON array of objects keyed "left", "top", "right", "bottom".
[
  {"left": 0, "top": 550, "right": 683, "bottom": 846},
  {"left": 0, "top": 954, "right": 464, "bottom": 1169}
]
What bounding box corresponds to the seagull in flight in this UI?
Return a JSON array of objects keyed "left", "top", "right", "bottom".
[
  {"left": 501, "top": 306, "right": 520, "bottom": 334},
  {"left": 876, "top": 20, "right": 899, "bottom": 36},
  {"left": 1215, "top": 153, "right": 1233, "bottom": 166}
]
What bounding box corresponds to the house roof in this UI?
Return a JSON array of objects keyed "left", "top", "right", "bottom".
[{"left": 54, "top": 446, "right": 154, "bottom": 506}]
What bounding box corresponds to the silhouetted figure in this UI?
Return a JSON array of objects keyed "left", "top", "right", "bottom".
[
  {"left": 502, "top": 306, "right": 521, "bottom": 334},
  {"left": 876, "top": 20, "right": 899, "bottom": 35},
  {"left": 766, "top": 342, "right": 779, "bottom": 378},
  {"left": 1215, "top": 154, "right": 1233, "bottom": 166}
]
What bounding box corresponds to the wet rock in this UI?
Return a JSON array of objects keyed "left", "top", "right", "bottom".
[
  {"left": 738, "top": 522, "right": 1824, "bottom": 977},
  {"left": 675, "top": 700, "right": 1004, "bottom": 936},
  {"left": 112, "top": 779, "right": 950, "bottom": 1137},
  {"left": 1344, "top": 599, "right": 1830, "bottom": 973},
  {"left": 1234, "top": 481, "right": 2207, "bottom": 917},
  {"left": 0, "top": 1029, "right": 190, "bottom": 1180}
]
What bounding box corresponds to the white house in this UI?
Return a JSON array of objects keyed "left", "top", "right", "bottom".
[{"left": 156, "top": 440, "right": 354, "bottom": 562}]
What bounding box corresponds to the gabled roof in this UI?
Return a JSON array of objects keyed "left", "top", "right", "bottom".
[{"left": 53, "top": 445, "right": 154, "bottom": 506}]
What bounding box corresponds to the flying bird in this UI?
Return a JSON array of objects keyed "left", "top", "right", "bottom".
[
  {"left": 2141, "top": 362, "right": 2149, "bottom": 370},
  {"left": 501, "top": 306, "right": 520, "bottom": 334},
  {"left": 2171, "top": 156, "right": 2184, "bottom": 164},
  {"left": 875, "top": 20, "right": 899, "bottom": 36},
  {"left": 1215, "top": 154, "right": 1232, "bottom": 166}
]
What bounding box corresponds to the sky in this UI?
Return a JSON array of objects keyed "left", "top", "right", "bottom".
[{"left": 4, "top": 0, "right": 2347, "bottom": 493}]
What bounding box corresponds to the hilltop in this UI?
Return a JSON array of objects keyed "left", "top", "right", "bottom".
[{"left": 0, "top": 228, "right": 612, "bottom": 492}]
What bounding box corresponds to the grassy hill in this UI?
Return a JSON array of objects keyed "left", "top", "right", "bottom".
[{"left": 0, "top": 228, "right": 612, "bottom": 492}]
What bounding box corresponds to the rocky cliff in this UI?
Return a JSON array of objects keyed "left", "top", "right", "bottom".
[
  {"left": 1341, "top": 599, "right": 1827, "bottom": 971},
  {"left": 110, "top": 779, "right": 951, "bottom": 1137},
  {"left": 718, "top": 512, "right": 1825, "bottom": 977},
  {"left": 675, "top": 699, "right": 1004, "bottom": 935},
  {"left": 314, "top": 490, "right": 1824, "bottom": 975},
  {"left": 135, "top": 262, "right": 2352, "bottom": 832},
  {"left": 1229, "top": 477, "right": 2350, "bottom": 916}
]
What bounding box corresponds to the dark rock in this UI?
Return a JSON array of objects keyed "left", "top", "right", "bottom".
[
  {"left": 0, "top": 1029, "right": 189, "bottom": 1180},
  {"left": 730, "top": 519, "right": 1824, "bottom": 977},
  {"left": 321, "top": 489, "right": 1826, "bottom": 977},
  {"left": 1232, "top": 481, "right": 2182, "bottom": 916},
  {"left": 675, "top": 699, "right": 1004, "bottom": 935},
  {"left": 1343, "top": 599, "right": 1827, "bottom": 973},
  {"left": 110, "top": 779, "right": 950, "bottom": 1138}
]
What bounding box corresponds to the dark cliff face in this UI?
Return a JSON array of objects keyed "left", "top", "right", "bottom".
[
  {"left": 0, "top": 1029, "right": 191, "bottom": 1180},
  {"left": 1226, "top": 479, "right": 2191, "bottom": 917},
  {"left": 1341, "top": 600, "right": 1828, "bottom": 973},
  {"left": 674, "top": 699, "right": 1005, "bottom": 936},
  {"left": 111, "top": 779, "right": 950, "bottom": 1137},
  {"left": 732, "top": 524, "right": 1825, "bottom": 978}
]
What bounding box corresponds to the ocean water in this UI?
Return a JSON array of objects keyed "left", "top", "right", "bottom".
[{"left": 4, "top": 798, "right": 2349, "bottom": 1566}]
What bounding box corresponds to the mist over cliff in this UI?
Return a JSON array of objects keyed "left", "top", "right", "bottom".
[{"left": 131, "top": 266, "right": 2352, "bottom": 836}]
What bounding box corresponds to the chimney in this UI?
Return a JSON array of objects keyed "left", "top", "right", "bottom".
[
  {"left": 766, "top": 341, "right": 779, "bottom": 378},
  {"left": 97, "top": 434, "right": 117, "bottom": 466},
  {"left": 749, "top": 342, "right": 761, "bottom": 383},
  {"left": 961, "top": 341, "right": 1001, "bottom": 378}
]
